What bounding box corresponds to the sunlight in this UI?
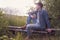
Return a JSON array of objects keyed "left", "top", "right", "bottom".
[{"left": 0, "top": 0, "right": 35, "bottom": 16}]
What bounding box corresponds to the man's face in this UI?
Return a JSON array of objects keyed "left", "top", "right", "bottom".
[{"left": 35, "top": 5, "right": 41, "bottom": 10}]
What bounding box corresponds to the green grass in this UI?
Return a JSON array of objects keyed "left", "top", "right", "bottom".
[{"left": 0, "top": 14, "right": 60, "bottom": 40}]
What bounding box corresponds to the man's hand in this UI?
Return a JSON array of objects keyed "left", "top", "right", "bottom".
[
  {"left": 47, "top": 28, "right": 52, "bottom": 32},
  {"left": 21, "top": 25, "right": 26, "bottom": 29},
  {"left": 31, "top": 14, "right": 36, "bottom": 19}
]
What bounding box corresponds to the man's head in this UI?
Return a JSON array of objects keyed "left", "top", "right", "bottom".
[{"left": 35, "top": 2, "right": 43, "bottom": 10}]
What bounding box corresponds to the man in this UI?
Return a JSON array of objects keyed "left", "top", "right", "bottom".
[
  {"left": 24, "top": 2, "right": 51, "bottom": 40},
  {"left": 26, "top": 9, "right": 37, "bottom": 24},
  {"left": 22, "top": 8, "right": 37, "bottom": 29}
]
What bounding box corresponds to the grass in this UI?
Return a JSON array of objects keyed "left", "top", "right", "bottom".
[
  {"left": 0, "top": 14, "right": 60, "bottom": 40},
  {"left": 14, "top": 33, "right": 60, "bottom": 40}
]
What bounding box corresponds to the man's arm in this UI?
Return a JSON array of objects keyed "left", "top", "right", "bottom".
[
  {"left": 21, "top": 12, "right": 32, "bottom": 28},
  {"left": 26, "top": 15, "right": 32, "bottom": 25},
  {"left": 43, "top": 10, "right": 51, "bottom": 28},
  {"left": 43, "top": 10, "right": 52, "bottom": 32}
]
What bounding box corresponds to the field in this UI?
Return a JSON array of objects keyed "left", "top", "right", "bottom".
[{"left": 0, "top": 14, "right": 60, "bottom": 40}]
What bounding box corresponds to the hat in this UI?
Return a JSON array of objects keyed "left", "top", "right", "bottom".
[{"left": 35, "top": 2, "right": 43, "bottom": 7}]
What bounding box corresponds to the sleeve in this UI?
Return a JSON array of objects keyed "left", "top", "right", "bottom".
[
  {"left": 43, "top": 10, "right": 51, "bottom": 28},
  {"left": 26, "top": 14, "right": 32, "bottom": 25}
]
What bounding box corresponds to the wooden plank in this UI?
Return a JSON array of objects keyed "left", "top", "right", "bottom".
[
  {"left": 46, "top": 28, "right": 60, "bottom": 31},
  {"left": 8, "top": 26, "right": 60, "bottom": 30},
  {"left": 8, "top": 26, "right": 22, "bottom": 29},
  {"left": 9, "top": 28, "right": 48, "bottom": 34}
]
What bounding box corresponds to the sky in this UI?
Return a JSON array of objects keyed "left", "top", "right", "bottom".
[{"left": 0, "top": 0, "right": 35, "bottom": 16}]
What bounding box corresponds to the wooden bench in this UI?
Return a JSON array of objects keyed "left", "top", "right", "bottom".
[{"left": 8, "top": 26, "right": 56, "bottom": 35}]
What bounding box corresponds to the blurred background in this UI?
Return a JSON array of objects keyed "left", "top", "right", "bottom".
[{"left": 0, "top": 0, "right": 60, "bottom": 40}]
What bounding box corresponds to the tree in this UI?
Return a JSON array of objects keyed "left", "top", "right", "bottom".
[
  {"left": 0, "top": 9, "right": 9, "bottom": 30},
  {"left": 45, "top": 0, "right": 60, "bottom": 28}
]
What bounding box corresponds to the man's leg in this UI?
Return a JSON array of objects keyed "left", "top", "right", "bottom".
[
  {"left": 32, "top": 18, "right": 37, "bottom": 24},
  {"left": 22, "top": 16, "right": 32, "bottom": 29},
  {"left": 26, "top": 16, "right": 32, "bottom": 24},
  {"left": 25, "top": 24, "right": 40, "bottom": 40},
  {"left": 26, "top": 16, "right": 37, "bottom": 24}
]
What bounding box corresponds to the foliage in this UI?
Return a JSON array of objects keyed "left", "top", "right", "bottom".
[
  {"left": 0, "top": 10, "right": 9, "bottom": 30},
  {"left": 0, "top": 0, "right": 60, "bottom": 40},
  {"left": 5, "top": 15, "right": 27, "bottom": 26},
  {"left": 45, "top": 0, "right": 60, "bottom": 28},
  {"left": 0, "top": 9, "right": 9, "bottom": 40}
]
